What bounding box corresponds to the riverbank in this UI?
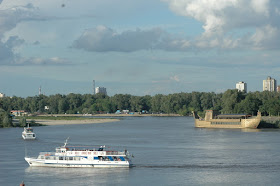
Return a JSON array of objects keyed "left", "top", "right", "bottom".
[
  {"left": 30, "top": 118, "right": 120, "bottom": 126},
  {"left": 22, "top": 113, "right": 180, "bottom": 126},
  {"left": 37, "top": 113, "right": 181, "bottom": 117}
]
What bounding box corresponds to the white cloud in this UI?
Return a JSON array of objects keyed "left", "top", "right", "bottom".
[
  {"left": 250, "top": 24, "right": 280, "bottom": 49},
  {"left": 250, "top": 0, "right": 269, "bottom": 16},
  {"left": 14, "top": 57, "right": 72, "bottom": 66},
  {"left": 163, "top": 0, "right": 280, "bottom": 50},
  {"left": 170, "top": 75, "right": 180, "bottom": 82}
]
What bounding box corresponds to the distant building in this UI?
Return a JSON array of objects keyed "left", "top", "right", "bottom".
[
  {"left": 0, "top": 92, "right": 5, "bottom": 98},
  {"left": 277, "top": 86, "right": 280, "bottom": 92},
  {"left": 263, "top": 76, "right": 277, "bottom": 92},
  {"left": 236, "top": 81, "right": 247, "bottom": 93},
  {"left": 95, "top": 87, "right": 107, "bottom": 95},
  {"left": 10, "top": 110, "right": 28, "bottom": 116}
]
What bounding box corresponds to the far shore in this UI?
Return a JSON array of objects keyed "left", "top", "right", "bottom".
[
  {"left": 24, "top": 113, "right": 180, "bottom": 126},
  {"left": 37, "top": 113, "right": 181, "bottom": 117},
  {"left": 25, "top": 118, "right": 120, "bottom": 126}
]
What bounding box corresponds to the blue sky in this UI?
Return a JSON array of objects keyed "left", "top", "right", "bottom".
[{"left": 0, "top": 0, "right": 280, "bottom": 97}]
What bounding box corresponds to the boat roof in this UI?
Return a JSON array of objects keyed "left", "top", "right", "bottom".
[{"left": 217, "top": 114, "right": 250, "bottom": 118}]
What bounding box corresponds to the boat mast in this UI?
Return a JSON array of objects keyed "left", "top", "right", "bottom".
[{"left": 64, "top": 137, "right": 70, "bottom": 147}]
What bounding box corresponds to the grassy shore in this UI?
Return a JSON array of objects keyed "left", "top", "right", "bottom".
[
  {"left": 16, "top": 116, "right": 120, "bottom": 126},
  {"left": 36, "top": 113, "right": 181, "bottom": 117},
  {"left": 23, "top": 116, "right": 106, "bottom": 120},
  {"left": 259, "top": 116, "right": 280, "bottom": 128}
]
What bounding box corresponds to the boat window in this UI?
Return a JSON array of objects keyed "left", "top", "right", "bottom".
[
  {"left": 69, "top": 157, "right": 73, "bottom": 160},
  {"left": 59, "top": 157, "right": 63, "bottom": 160}
]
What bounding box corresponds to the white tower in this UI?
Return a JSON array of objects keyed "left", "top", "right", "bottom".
[
  {"left": 236, "top": 81, "right": 247, "bottom": 93},
  {"left": 95, "top": 87, "right": 107, "bottom": 95},
  {"left": 263, "top": 76, "right": 277, "bottom": 92}
]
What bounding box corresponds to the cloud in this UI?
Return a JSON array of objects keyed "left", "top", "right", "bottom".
[
  {"left": 0, "top": 2, "right": 72, "bottom": 66},
  {"left": 163, "top": 0, "right": 280, "bottom": 50},
  {"left": 0, "top": 3, "right": 37, "bottom": 65},
  {"left": 0, "top": 3, "right": 39, "bottom": 37},
  {"left": 72, "top": 25, "right": 191, "bottom": 52},
  {"left": 0, "top": 36, "right": 24, "bottom": 65},
  {"left": 0, "top": 42, "right": 15, "bottom": 65},
  {"left": 33, "top": 41, "right": 40, "bottom": 45},
  {"left": 250, "top": 24, "right": 280, "bottom": 49},
  {"left": 5, "top": 36, "right": 25, "bottom": 48},
  {"left": 12, "top": 57, "right": 72, "bottom": 66},
  {"left": 170, "top": 75, "right": 180, "bottom": 82}
]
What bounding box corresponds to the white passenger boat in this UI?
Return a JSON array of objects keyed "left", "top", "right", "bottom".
[
  {"left": 25, "top": 138, "right": 132, "bottom": 168},
  {"left": 22, "top": 124, "right": 36, "bottom": 140}
]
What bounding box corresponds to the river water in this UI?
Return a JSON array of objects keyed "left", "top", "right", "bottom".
[{"left": 1, "top": 116, "right": 280, "bottom": 186}]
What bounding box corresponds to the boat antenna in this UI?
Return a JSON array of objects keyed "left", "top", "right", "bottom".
[{"left": 64, "top": 137, "right": 70, "bottom": 147}]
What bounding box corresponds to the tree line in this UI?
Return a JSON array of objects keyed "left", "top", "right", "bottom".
[{"left": 1, "top": 89, "right": 280, "bottom": 127}]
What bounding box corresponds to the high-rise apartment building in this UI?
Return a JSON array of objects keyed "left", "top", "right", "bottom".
[
  {"left": 0, "top": 92, "right": 5, "bottom": 98},
  {"left": 263, "top": 76, "right": 277, "bottom": 92},
  {"left": 277, "top": 86, "right": 280, "bottom": 92},
  {"left": 95, "top": 87, "right": 107, "bottom": 95},
  {"left": 236, "top": 81, "right": 247, "bottom": 92}
]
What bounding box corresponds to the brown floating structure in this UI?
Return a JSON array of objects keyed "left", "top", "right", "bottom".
[{"left": 192, "top": 110, "right": 261, "bottom": 129}]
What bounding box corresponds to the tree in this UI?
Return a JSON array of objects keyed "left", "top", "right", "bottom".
[
  {"left": 111, "top": 94, "right": 131, "bottom": 111},
  {"left": 19, "top": 117, "right": 27, "bottom": 127},
  {"left": 0, "top": 109, "right": 12, "bottom": 128},
  {"left": 235, "top": 93, "right": 261, "bottom": 115},
  {"left": 221, "top": 89, "right": 244, "bottom": 114},
  {"left": 151, "top": 94, "right": 163, "bottom": 113}
]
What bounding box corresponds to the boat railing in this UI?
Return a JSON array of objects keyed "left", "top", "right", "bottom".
[
  {"left": 39, "top": 152, "right": 56, "bottom": 156},
  {"left": 106, "top": 151, "right": 125, "bottom": 155}
]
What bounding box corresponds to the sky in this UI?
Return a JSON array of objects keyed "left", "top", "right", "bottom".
[{"left": 0, "top": 0, "right": 280, "bottom": 97}]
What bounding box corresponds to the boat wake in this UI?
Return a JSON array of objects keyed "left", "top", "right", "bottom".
[{"left": 132, "top": 163, "right": 280, "bottom": 170}]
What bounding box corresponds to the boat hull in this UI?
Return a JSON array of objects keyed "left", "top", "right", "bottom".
[
  {"left": 193, "top": 110, "right": 261, "bottom": 129},
  {"left": 25, "top": 157, "right": 130, "bottom": 168},
  {"left": 194, "top": 118, "right": 260, "bottom": 129},
  {"left": 22, "top": 133, "right": 36, "bottom": 140}
]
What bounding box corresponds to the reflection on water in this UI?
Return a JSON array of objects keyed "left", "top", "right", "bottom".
[
  {"left": 25, "top": 167, "right": 130, "bottom": 185},
  {"left": 241, "top": 128, "right": 261, "bottom": 132},
  {"left": 2, "top": 117, "right": 280, "bottom": 186}
]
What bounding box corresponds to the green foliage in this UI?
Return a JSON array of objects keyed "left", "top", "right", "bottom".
[
  {"left": 1, "top": 89, "right": 280, "bottom": 128},
  {"left": 19, "top": 117, "right": 27, "bottom": 127},
  {"left": 0, "top": 109, "right": 12, "bottom": 128},
  {"left": 29, "top": 119, "right": 36, "bottom": 126}
]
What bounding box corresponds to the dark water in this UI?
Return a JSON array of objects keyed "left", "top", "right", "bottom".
[{"left": 1, "top": 117, "right": 280, "bottom": 186}]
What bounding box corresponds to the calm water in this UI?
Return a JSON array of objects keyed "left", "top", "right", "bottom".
[{"left": 1, "top": 117, "right": 280, "bottom": 186}]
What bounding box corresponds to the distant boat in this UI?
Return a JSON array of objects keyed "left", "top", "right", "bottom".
[
  {"left": 25, "top": 138, "right": 132, "bottom": 168},
  {"left": 192, "top": 110, "right": 261, "bottom": 129},
  {"left": 22, "top": 124, "right": 36, "bottom": 140}
]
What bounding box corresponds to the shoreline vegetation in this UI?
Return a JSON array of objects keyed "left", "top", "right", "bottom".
[
  {"left": 0, "top": 112, "right": 277, "bottom": 128},
  {"left": 17, "top": 114, "right": 280, "bottom": 128},
  {"left": 259, "top": 116, "right": 280, "bottom": 128},
  {"left": 2, "top": 89, "right": 280, "bottom": 128},
  {"left": 16, "top": 113, "right": 180, "bottom": 126}
]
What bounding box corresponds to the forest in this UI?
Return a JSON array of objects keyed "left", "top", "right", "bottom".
[{"left": 1, "top": 89, "right": 280, "bottom": 127}]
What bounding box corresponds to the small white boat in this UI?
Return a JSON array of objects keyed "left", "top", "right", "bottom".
[
  {"left": 25, "top": 138, "right": 132, "bottom": 168},
  {"left": 22, "top": 124, "right": 36, "bottom": 140}
]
